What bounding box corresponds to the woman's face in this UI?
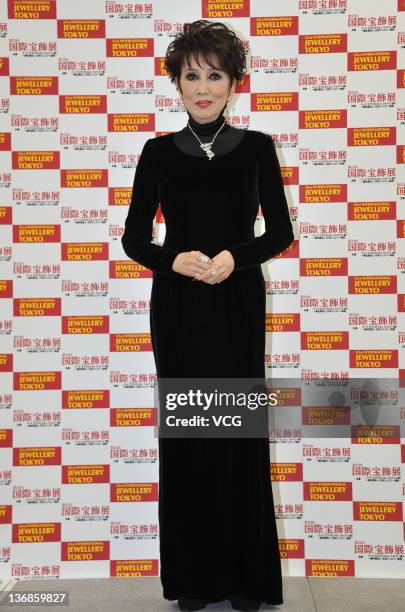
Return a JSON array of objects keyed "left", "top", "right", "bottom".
[{"left": 177, "top": 54, "right": 236, "bottom": 124}]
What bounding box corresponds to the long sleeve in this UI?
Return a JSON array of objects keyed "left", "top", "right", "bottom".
[
  {"left": 121, "top": 138, "right": 182, "bottom": 278},
  {"left": 226, "top": 133, "right": 294, "bottom": 272}
]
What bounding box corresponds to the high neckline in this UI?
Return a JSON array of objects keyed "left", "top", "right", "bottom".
[{"left": 186, "top": 103, "right": 229, "bottom": 139}]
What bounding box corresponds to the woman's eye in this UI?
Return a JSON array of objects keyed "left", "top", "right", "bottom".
[{"left": 185, "top": 73, "right": 222, "bottom": 80}]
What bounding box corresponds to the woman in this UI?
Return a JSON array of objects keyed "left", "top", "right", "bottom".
[{"left": 121, "top": 20, "right": 294, "bottom": 612}]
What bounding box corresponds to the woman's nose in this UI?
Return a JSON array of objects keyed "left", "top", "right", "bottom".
[{"left": 196, "top": 80, "right": 210, "bottom": 93}]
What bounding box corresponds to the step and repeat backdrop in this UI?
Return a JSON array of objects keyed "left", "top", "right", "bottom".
[{"left": 0, "top": 0, "right": 404, "bottom": 582}]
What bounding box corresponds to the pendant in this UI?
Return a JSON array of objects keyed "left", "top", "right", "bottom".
[{"left": 200, "top": 142, "right": 215, "bottom": 160}]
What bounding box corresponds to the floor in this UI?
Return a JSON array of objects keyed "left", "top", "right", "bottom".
[{"left": 0, "top": 576, "right": 404, "bottom": 611}]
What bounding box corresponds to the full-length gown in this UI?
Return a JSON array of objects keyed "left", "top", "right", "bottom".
[{"left": 121, "top": 117, "right": 294, "bottom": 605}]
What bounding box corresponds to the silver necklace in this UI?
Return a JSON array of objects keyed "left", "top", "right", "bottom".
[{"left": 187, "top": 118, "right": 227, "bottom": 160}]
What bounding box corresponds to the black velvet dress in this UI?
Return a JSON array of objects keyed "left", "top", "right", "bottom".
[{"left": 121, "top": 109, "right": 294, "bottom": 606}]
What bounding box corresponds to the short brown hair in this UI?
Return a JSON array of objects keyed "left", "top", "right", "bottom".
[{"left": 165, "top": 20, "right": 247, "bottom": 94}]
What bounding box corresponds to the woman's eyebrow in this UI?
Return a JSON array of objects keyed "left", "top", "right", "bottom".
[{"left": 184, "top": 67, "right": 223, "bottom": 72}]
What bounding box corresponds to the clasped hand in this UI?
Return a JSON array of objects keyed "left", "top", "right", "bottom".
[{"left": 172, "top": 250, "right": 235, "bottom": 284}]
